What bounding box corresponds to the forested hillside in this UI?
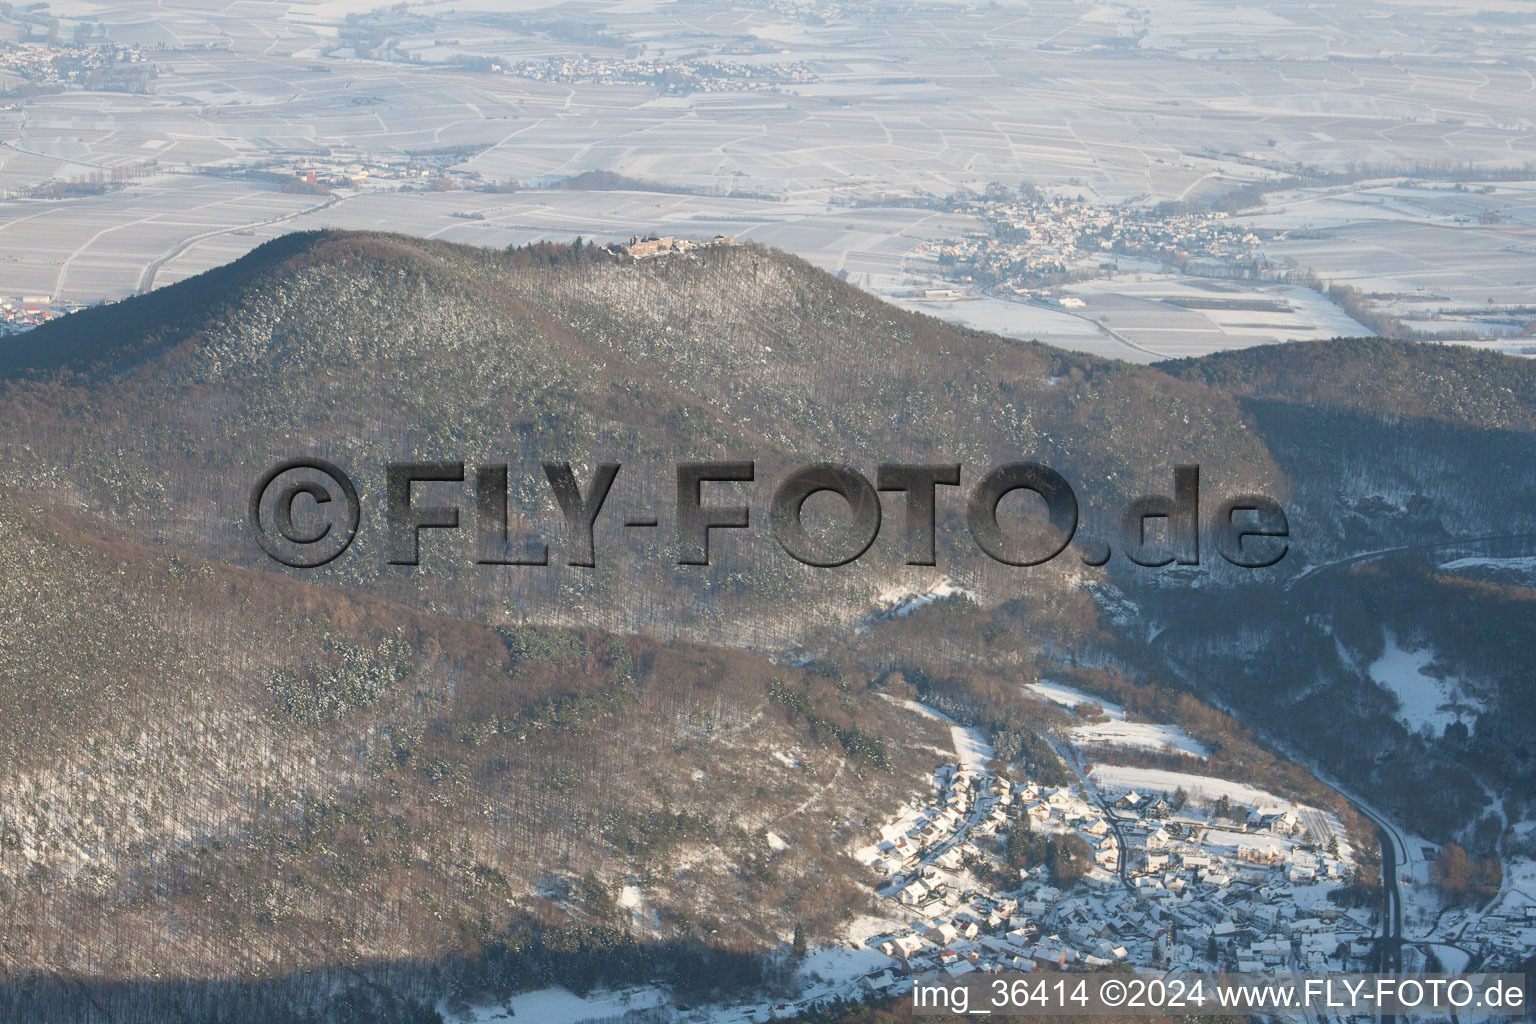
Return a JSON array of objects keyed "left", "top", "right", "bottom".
[{"left": 1, "top": 231, "right": 1531, "bottom": 1019}]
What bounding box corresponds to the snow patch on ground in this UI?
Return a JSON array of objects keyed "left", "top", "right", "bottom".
[
  {"left": 873, "top": 578, "right": 974, "bottom": 618},
  {"left": 444, "top": 917, "right": 901, "bottom": 1024},
  {"left": 444, "top": 984, "right": 668, "bottom": 1024},
  {"left": 877, "top": 695, "right": 992, "bottom": 765},
  {"left": 881, "top": 695, "right": 950, "bottom": 724},
  {"left": 794, "top": 932, "right": 894, "bottom": 1005},
  {"left": 1368, "top": 633, "right": 1484, "bottom": 738},
  {"left": 1429, "top": 943, "right": 1471, "bottom": 973},
  {"left": 617, "top": 884, "right": 660, "bottom": 934},
  {"left": 1437, "top": 554, "right": 1536, "bottom": 587}
]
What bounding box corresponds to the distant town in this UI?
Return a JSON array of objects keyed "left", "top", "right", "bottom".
[
  {"left": 906, "top": 187, "right": 1269, "bottom": 299},
  {"left": 504, "top": 56, "right": 815, "bottom": 93},
  {"left": 0, "top": 294, "right": 85, "bottom": 333},
  {"left": 0, "top": 39, "right": 152, "bottom": 94}
]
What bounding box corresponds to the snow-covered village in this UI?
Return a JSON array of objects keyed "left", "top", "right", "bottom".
[
  {"left": 853, "top": 680, "right": 1374, "bottom": 987},
  {"left": 437, "top": 668, "right": 1532, "bottom": 1024}
]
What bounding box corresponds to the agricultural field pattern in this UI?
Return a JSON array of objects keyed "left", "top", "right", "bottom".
[{"left": 0, "top": 0, "right": 1533, "bottom": 359}]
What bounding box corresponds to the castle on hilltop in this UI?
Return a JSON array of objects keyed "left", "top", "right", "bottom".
[{"left": 613, "top": 233, "right": 734, "bottom": 259}]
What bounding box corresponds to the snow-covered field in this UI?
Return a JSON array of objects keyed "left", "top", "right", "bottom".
[
  {"left": 885, "top": 293, "right": 1105, "bottom": 337},
  {"left": 1027, "top": 679, "right": 1123, "bottom": 714},
  {"left": 1368, "top": 634, "right": 1484, "bottom": 738},
  {"left": 950, "top": 725, "right": 995, "bottom": 768},
  {"left": 1071, "top": 719, "right": 1209, "bottom": 759},
  {"left": 1025, "top": 680, "right": 1208, "bottom": 758},
  {"left": 1088, "top": 764, "right": 1288, "bottom": 813}
]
